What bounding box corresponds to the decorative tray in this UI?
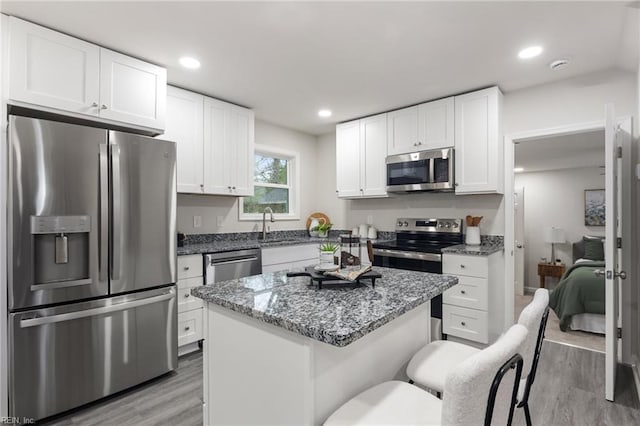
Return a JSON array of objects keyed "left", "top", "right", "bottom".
[{"left": 286, "top": 266, "right": 381, "bottom": 289}]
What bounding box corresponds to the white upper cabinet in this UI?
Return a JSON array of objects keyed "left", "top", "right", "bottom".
[
  {"left": 8, "top": 17, "right": 166, "bottom": 132},
  {"left": 387, "top": 97, "right": 454, "bottom": 155},
  {"left": 163, "top": 86, "right": 204, "bottom": 193},
  {"left": 99, "top": 49, "right": 166, "bottom": 130},
  {"left": 202, "top": 98, "right": 255, "bottom": 196},
  {"left": 9, "top": 17, "right": 100, "bottom": 116},
  {"left": 336, "top": 113, "right": 387, "bottom": 199},
  {"left": 454, "top": 87, "right": 503, "bottom": 194}
]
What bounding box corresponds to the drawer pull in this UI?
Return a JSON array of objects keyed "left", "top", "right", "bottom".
[
  {"left": 460, "top": 321, "right": 466, "bottom": 326},
  {"left": 184, "top": 293, "right": 190, "bottom": 298},
  {"left": 460, "top": 264, "right": 466, "bottom": 269},
  {"left": 460, "top": 290, "right": 466, "bottom": 295},
  {"left": 184, "top": 266, "right": 190, "bottom": 270},
  {"left": 184, "top": 326, "right": 191, "bottom": 331}
]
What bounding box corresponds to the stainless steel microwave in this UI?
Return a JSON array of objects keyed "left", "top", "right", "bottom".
[{"left": 386, "top": 148, "right": 455, "bottom": 192}]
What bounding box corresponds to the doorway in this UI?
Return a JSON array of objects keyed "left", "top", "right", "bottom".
[{"left": 504, "top": 115, "right": 634, "bottom": 402}]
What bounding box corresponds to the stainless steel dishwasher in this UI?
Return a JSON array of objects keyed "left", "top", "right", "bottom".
[{"left": 205, "top": 249, "right": 262, "bottom": 284}]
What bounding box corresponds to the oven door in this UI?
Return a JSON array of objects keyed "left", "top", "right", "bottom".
[{"left": 372, "top": 248, "right": 443, "bottom": 319}]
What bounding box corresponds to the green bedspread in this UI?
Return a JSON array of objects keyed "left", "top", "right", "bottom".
[{"left": 548, "top": 261, "right": 605, "bottom": 331}]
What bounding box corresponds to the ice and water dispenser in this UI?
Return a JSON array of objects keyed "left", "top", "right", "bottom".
[{"left": 30, "top": 215, "right": 91, "bottom": 289}]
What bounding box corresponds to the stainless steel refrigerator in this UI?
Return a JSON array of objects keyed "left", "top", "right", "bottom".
[{"left": 7, "top": 116, "right": 178, "bottom": 421}]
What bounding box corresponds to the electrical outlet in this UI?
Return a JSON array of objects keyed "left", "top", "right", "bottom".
[
  {"left": 193, "top": 215, "right": 202, "bottom": 228},
  {"left": 217, "top": 216, "right": 224, "bottom": 227},
  {"left": 367, "top": 215, "right": 373, "bottom": 225}
]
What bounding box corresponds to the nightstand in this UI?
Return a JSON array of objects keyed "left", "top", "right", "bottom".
[{"left": 537, "top": 263, "right": 566, "bottom": 288}]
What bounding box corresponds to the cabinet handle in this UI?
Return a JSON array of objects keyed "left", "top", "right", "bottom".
[
  {"left": 460, "top": 290, "right": 466, "bottom": 294},
  {"left": 232, "top": 186, "right": 236, "bottom": 190},
  {"left": 418, "top": 141, "right": 422, "bottom": 145},
  {"left": 184, "top": 293, "right": 190, "bottom": 298},
  {"left": 101, "top": 104, "right": 108, "bottom": 110},
  {"left": 184, "top": 326, "right": 190, "bottom": 331},
  {"left": 455, "top": 183, "right": 459, "bottom": 187},
  {"left": 460, "top": 322, "right": 466, "bottom": 326},
  {"left": 200, "top": 184, "right": 204, "bottom": 188},
  {"left": 460, "top": 264, "right": 465, "bottom": 269},
  {"left": 91, "top": 102, "right": 98, "bottom": 107},
  {"left": 184, "top": 266, "right": 190, "bottom": 270}
]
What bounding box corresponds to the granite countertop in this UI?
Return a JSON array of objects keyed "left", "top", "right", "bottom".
[
  {"left": 191, "top": 267, "right": 457, "bottom": 347},
  {"left": 442, "top": 241, "right": 503, "bottom": 256},
  {"left": 177, "top": 236, "right": 340, "bottom": 256}
]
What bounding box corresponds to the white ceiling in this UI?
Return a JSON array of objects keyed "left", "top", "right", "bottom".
[
  {"left": 1, "top": 1, "right": 638, "bottom": 135},
  {"left": 514, "top": 130, "right": 605, "bottom": 173}
]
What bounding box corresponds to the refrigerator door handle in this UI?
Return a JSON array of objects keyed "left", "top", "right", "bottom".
[
  {"left": 99, "top": 144, "right": 108, "bottom": 282},
  {"left": 20, "top": 290, "right": 175, "bottom": 328},
  {"left": 111, "top": 144, "right": 122, "bottom": 281}
]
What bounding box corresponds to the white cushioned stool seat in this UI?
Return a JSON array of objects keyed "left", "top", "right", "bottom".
[
  {"left": 324, "top": 380, "right": 442, "bottom": 426},
  {"left": 406, "top": 340, "right": 480, "bottom": 392}
]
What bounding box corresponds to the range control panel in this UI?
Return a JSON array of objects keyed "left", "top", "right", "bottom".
[{"left": 395, "top": 218, "right": 463, "bottom": 234}]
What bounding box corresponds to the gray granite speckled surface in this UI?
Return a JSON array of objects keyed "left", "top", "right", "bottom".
[
  {"left": 177, "top": 236, "right": 341, "bottom": 255},
  {"left": 442, "top": 235, "right": 504, "bottom": 256},
  {"left": 191, "top": 267, "right": 457, "bottom": 347}
]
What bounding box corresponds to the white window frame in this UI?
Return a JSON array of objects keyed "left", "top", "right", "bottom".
[{"left": 239, "top": 144, "right": 300, "bottom": 221}]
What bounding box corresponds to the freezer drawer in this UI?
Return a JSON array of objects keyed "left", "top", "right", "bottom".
[{"left": 9, "top": 286, "right": 177, "bottom": 421}]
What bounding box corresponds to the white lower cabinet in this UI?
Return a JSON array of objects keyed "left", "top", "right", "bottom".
[
  {"left": 262, "top": 244, "right": 320, "bottom": 273},
  {"left": 177, "top": 255, "right": 204, "bottom": 352},
  {"left": 442, "top": 251, "right": 504, "bottom": 344}
]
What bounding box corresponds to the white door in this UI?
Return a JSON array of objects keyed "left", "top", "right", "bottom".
[
  {"left": 229, "top": 106, "right": 255, "bottom": 196},
  {"left": 514, "top": 187, "right": 525, "bottom": 296},
  {"left": 360, "top": 113, "right": 388, "bottom": 197},
  {"left": 163, "top": 86, "right": 204, "bottom": 194},
  {"left": 418, "top": 97, "right": 455, "bottom": 150},
  {"left": 387, "top": 106, "right": 419, "bottom": 155},
  {"left": 203, "top": 97, "right": 231, "bottom": 195},
  {"left": 99, "top": 48, "right": 166, "bottom": 130},
  {"left": 336, "top": 121, "right": 362, "bottom": 198},
  {"left": 9, "top": 17, "right": 100, "bottom": 116},
  {"left": 604, "top": 104, "right": 625, "bottom": 401}
]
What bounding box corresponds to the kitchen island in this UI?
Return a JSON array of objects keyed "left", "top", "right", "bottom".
[{"left": 192, "top": 267, "right": 457, "bottom": 425}]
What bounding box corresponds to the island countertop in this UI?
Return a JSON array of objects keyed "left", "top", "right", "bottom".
[{"left": 191, "top": 267, "right": 457, "bottom": 347}]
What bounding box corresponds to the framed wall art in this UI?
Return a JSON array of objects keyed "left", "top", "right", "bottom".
[{"left": 584, "top": 189, "right": 605, "bottom": 226}]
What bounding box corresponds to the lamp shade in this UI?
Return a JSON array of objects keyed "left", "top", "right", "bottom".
[{"left": 544, "top": 227, "right": 565, "bottom": 244}]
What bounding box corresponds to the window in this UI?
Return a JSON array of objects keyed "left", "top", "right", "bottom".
[{"left": 240, "top": 145, "right": 299, "bottom": 220}]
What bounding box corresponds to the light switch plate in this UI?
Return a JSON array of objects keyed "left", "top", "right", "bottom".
[{"left": 193, "top": 215, "right": 202, "bottom": 228}]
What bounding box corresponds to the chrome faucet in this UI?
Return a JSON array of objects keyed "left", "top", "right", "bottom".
[{"left": 261, "top": 207, "right": 275, "bottom": 239}]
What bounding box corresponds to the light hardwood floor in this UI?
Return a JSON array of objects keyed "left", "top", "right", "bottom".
[{"left": 41, "top": 342, "right": 639, "bottom": 425}]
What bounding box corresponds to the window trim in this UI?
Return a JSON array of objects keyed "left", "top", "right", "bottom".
[{"left": 239, "top": 144, "right": 300, "bottom": 221}]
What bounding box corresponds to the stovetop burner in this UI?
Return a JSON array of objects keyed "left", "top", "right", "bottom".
[{"left": 372, "top": 218, "right": 464, "bottom": 254}]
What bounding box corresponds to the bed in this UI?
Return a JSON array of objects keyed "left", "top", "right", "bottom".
[{"left": 548, "top": 237, "right": 606, "bottom": 334}]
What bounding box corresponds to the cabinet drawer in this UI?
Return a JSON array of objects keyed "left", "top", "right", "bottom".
[
  {"left": 443, "top": 254, "right": 488, "bottom": 277},
  {"left": 178, "top": 255, "right": 203, "bottom": 280},
  {"left": 443, "top": 304, "right": 488, "bottom": 344},
  {"left": 178, "top": 286, "right": 203, "bottom": 313},
  {"left": 177, "top": 276, "right": 204, "bottom": 290},
  {"left": 443, "top": 276, "right": 488, "bottom": 310},
  {"left": 178, "top": 308, "right": 203, "bottom": 347}
]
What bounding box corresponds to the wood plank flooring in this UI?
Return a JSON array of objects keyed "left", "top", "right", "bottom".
[{"left": 40, "top": 342, "right": 639, "bottom": 425}]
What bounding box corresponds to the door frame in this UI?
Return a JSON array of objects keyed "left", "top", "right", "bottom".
[{"left": 503, "top": 117, "right": 633, "bottom": 370}]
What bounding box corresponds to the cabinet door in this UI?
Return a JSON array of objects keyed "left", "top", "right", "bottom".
[
  {"left": 418, "top": 97, "right": 454, "bottom": 150},
  {"left": 360, "top": 113, "right": 388, "bottom": 197},
  {"left": 203, "top": 97, "right": 231, "bottom": 195},
  {"left": 164, "top": 86, "right": 204, "bottom": 194},
  {"left": 99, "top": 48, "right": 167, "bottom": 130},
  {"left": 454, "top": 87, "right": 503, "bottom": 194},
  {"left": 387, "top": 106, "right": 419, "bottom": 155},
  {"left": 336, "top": 121, "right": 362, "bottom": 198},
  {"left": 229, "top": 106, "right": 255, "bottom": 196},
  {"left": 9, "top": 17, "right": 100, "bottom": 116}
]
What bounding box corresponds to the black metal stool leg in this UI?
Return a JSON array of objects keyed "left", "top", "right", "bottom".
[{"left": 524, "top": 402, "right": 532, "bottom": 426}]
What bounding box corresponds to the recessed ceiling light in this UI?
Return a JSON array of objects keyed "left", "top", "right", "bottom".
[
  {"left": 518, "top": 46, "right": 543, "bottom": 59},
  {"left": 514, "top": 167, "right": 524, "bottom": 173},
  {"left": 318, "top": 109, "right": 332, "bottom": 118},
  {"left": 179, "top": 56, "right": 201, "bottom": 69}
]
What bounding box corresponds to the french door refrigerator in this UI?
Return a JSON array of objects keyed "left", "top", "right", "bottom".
[{"left": 7, "top": 116, "right": 178, "bottom": 421}]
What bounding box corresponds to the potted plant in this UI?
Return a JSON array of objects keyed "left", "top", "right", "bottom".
[
  {"left": 319, "top": 242, "right": 339, "bottom": 265},
  {"left": 316, "top": 222, "right": 332, "bottom": 238}
]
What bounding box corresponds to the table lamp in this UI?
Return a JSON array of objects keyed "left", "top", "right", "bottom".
[{"left": 544, "top": 227, "right": 565, "bottom": 264}]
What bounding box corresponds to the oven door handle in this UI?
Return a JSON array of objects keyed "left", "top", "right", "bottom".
[{"left": 372, "top": 248, "right": 441, "bottom": 262}]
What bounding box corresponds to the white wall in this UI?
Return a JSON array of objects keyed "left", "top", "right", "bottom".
[
  {"left": 515, "top": 167, "right": 605, "bottom": 289},
  {"left": 177, "top": 119, "right": 318, "bottom": 233}
]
